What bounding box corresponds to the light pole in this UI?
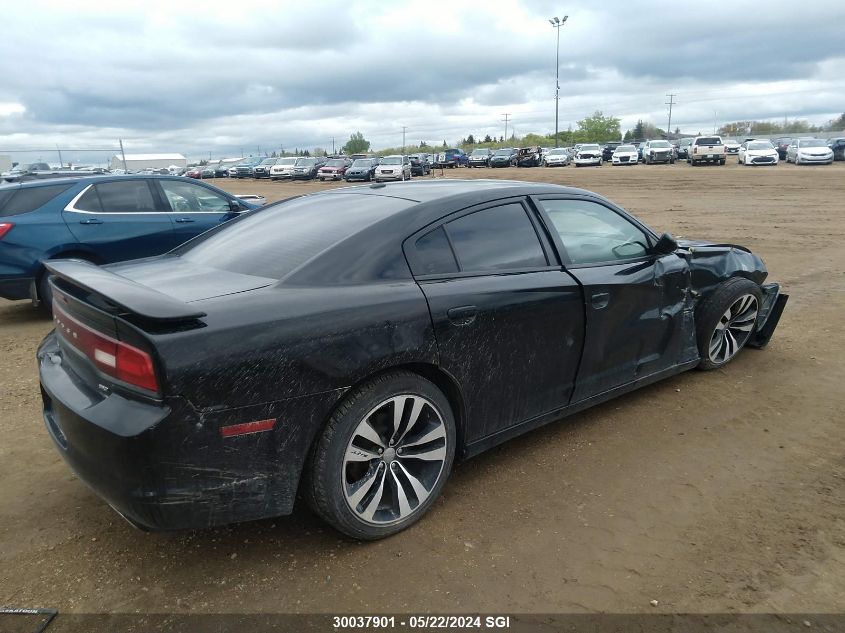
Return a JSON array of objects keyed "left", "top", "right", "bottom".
[{"left": 549, "top": 15, "right": 568, "bottom": 148}]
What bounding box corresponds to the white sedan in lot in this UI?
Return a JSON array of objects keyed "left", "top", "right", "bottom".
[
  {"left": 738, "top": 140, "right": 779, "bottom": 166},
  {"left": 374, "top": 155, "right": 411, "bottom": 182},
  {"left": 543, "top": 148, "right": 571, "bottom": 167},
  {"left": 573, "top": 144, "right": 602, "bottom": 167},
  {"left": 611, "top": 144, "right": 639, "bottom": 165},
  {"left": 786, "top": 139, "right": 834, "bottom": 165}
]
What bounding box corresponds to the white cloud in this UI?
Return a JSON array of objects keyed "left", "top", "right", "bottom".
[{"left": 0, "top": 0, "right": 843, "bottom": 164}]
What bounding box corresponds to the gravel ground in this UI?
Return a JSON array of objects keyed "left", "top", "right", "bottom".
[{"left": 1, "top": 160, "right": 843, "bottom": 617}]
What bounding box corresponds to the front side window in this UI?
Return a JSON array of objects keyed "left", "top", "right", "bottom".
[
  {"left": 159, "top": 180, "right": 230, "bottom": 213},
  {"left": 90, "top": 180, "right": 158, "bottom": 213},
  {"left": 444, "top": 203, "right": 547, "bottom": 273},
  {"left": 539, "top": 199, "right": 651, "bottom": 265}
]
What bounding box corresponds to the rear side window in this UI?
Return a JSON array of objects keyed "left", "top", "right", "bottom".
[
  {"left": 92, "top": 180, "right": 158, "bottom": 213},
  {"left": 444, "top": 203, "right": 547, "bottom": 272},
  {"left": 0, "top": 184, "right": 73, "bottom": 217},
  {"left": 695, "top": 137, "right": 721, "bottom": 145},
  {"left": 180, "top": 193, "right": 414, "bottom": 280},
  {"left": 414, "top": 226, "right": 458, "bottom": 275}
]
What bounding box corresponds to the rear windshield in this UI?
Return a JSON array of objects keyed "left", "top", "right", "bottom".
[
  {"left": 695, "top": 137, "right": 722, "bottom": 145},
  {"left": 0, "top": 183, "right": 73, "bottom": 217},
  {"left": 179, "top": 193, "right": 414, "bottom": 280},
  {"left": 381, "top": 157, "right": 402, "bottom": 165}
]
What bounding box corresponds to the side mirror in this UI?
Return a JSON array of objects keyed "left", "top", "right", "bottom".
[
  {"left": 654, "top": 232, "right": 679, "bottom": 255},
  {"left": 228, "top": 199, "right": 244, "bottom": 213}
]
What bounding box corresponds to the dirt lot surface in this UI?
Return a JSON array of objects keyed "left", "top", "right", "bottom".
[{"left": 1, "top": 162, "right": 843, "bottom": 617}]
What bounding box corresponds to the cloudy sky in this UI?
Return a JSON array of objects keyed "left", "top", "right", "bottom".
[{"left": 1, "top": 0, "right": 844, "bottom": 164}]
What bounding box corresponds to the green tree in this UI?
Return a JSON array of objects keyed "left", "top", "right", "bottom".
[
  {"left": 466, "top": 134, "right": 476, "bottom": 144},
  {"left": 342, "top": 132, "right": 370, "bottom": 154},
  {"left": 574, "top": 111, "right": 621, "bottom": 143},
  {"left": 483, "top": 134, "right": 492, "bottom": 143},
  {"left": 829, "top": 113, "right": 845, "bottom": 131}
]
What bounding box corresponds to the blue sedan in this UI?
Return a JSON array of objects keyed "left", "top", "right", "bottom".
[{"left": 0, "top": 175, "right": 259, "bottom": 309}]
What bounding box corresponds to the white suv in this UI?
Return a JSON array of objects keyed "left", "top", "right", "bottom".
[
  {"left": 374, "top": 155, "right": 411, "bottom": 182},
  {"left": 269, "top": 157, "right": 298, "bottom": 180}
]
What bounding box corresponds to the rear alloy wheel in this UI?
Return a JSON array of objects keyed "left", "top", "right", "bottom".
[
  {"left": 696, "top": 278, "right": 762, "bottom": 370},
  {"left": 307, "top": 372, "right": 455, "bottom": 540}
]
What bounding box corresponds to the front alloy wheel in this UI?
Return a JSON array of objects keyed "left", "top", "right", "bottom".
[
  {"left": 696, "top": 278, "right": 762, "bottom": 370},
  {"left": 707, "top": 294, "right": 758, "bottom": 365}
]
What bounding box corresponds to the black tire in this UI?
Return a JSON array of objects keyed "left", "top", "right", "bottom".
[
  {"left": 37, "top": 271, "right": 53, "bottom": 315},
  {"left": 720, "top": 159, "right": 726, "bottom": 166},
  {"left": 695, "top": 278, "right": 762, "bottom": 371},
  {"left": 307, "top": 371, "right": 456, "bottom": 540}
]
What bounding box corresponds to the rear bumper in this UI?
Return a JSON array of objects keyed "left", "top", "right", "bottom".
[
  {"left": 0, "top": 276, "right": 34, "bottom": 301},
  {"left": 37, "top": 332, "right": 339, "bottom": 531}
]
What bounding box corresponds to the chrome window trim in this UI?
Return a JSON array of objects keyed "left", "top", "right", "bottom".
[{"left": 63, "top": 183, "right": 230, "bottom": 215}]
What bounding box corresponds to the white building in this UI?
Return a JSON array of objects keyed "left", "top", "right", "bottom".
[{"left": 109, "top": 153, "right": 187, "bottom": 172}]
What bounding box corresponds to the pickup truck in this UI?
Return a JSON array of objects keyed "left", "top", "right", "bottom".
[{"left": 688, "top": 136, "right": 726, "bottom": 166}]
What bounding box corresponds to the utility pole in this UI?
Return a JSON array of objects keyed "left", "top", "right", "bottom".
[
  {"left": 119, "top": 139, "right": 128, "bottom": 172},
  {"left": 331, "top": 138, "right": 335, "bottom": 154},
  {"left": 501, "top": 113, "right": 511, "bottom": 142},
  {"left": 665, "top": 93, "right": 676, "bottom": 140},
  {"left": 402, "top": 126, "right": 407, "bottom": 155},
  {"left": 549, "top": 16, "right": 568, "bottom": 147}
]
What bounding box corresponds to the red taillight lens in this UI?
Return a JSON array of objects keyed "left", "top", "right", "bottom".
[
  {"left": 0, "top": 223, "right": 14, "bottom": 239},
  {"left": 693, "top": 146, "right": 698, "bottom": 154},
  {"left": 53, "top": 302, "right": 159, "bottom": 393}
]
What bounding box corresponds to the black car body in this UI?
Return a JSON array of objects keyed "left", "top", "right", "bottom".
[
  {"left": 233, "top": 158, "right": 264, "bottom": 179},
  {"left": 676, "top": 138, "right": 693, "bottom": 159},
  {"left": 291, "top": 157, "right": 326, "bottom": 180},
  {"left": 344, "top": 158, "right": 379, "bottom": 182},
  {"left": 37, "top": 180, "right": 787, "bottom": 539},
  {"left": 827, "top": 138, "right": 845, "bottom": 161},
  {"left": 408, "top": 155, "right": 431, "bottom": 176},
  {"left": 516, "top": 147, "right": 541, "bottom": 167},
  {"left": 601, "top": 142, "right": 621, "bottom": 161},
  {"left": 467, "top": 149, "right": 493, "bottom": 168},
  {"left": 489, "top": 148, "right": 517, "bottom": 167}
]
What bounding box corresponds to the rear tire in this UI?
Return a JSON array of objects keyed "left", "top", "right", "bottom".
[
  {"left": 696, "top": 278, "right": 762, "bottom": 370},
  {"left": 307, "top": 371, "right": 456, "bottom": 540}
]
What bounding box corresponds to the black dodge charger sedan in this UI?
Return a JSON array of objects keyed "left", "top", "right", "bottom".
[{"left": 38, "top": 180, "right": 787, "bottom": 540}]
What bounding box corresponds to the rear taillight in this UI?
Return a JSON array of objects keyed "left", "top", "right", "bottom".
[
  {"left": 53, "top": 302, "right": 159, "bottom": 393},
  {"left": 0, "top": 223, "right": 13, "bottom": 239},
  {"left": 693, "top": 146, "right": 698, "bottom": 154}
]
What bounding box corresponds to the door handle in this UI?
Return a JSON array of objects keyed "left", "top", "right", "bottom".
[
  {"left": 79, "top": 218, "right": 103, "bottom": 225},
  {"left": 174, "top": 217, "right": 195, "bottom": 223},
  {"left": 447, "top": 305, "right": 478, "bottom": 326},
  {"left": 591, "top": 292, "right": 610, "bottom": 309}
]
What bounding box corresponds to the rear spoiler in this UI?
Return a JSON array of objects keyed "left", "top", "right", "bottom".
[{"left": 44, "top": 259, "right": 206, "bottom": 322}]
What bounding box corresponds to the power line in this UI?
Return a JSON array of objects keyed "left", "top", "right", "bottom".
[
  {"left": 501, "top": 113, "right": 511, "bottom": 141},
  {"left": 665, "top": 93, "right": 677, "bottom": 139}
]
